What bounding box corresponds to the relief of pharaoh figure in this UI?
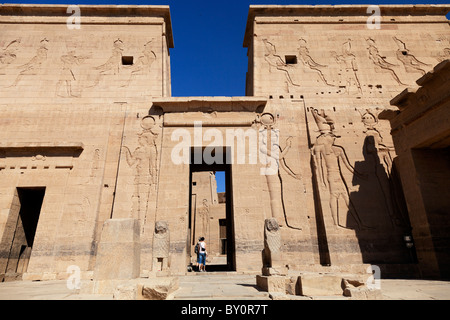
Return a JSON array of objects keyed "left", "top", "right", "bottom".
[
  {"left": 311, "top": 109, "right": 371, "bottom": 230},
  {"left": 331, "top": 39, "right": 362, "bottom": 95},
  {"left": 56, "top": 50, "right": 90, "bottom": 97},
  {"left": 123, "top": 116, "right": 159, "bottom": 223}
]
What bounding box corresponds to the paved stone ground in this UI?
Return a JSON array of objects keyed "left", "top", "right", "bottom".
[{"left": 0, "top": 273, "right": 449, "bottom": 300}]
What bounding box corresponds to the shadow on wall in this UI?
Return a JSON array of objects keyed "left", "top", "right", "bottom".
[{"left": 350, "top": 136, "right": 416, "bottom": 265}]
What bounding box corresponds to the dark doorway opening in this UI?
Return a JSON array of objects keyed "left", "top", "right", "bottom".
[
  {"left": 0, "top": 187, "right": 45, "bottom": 281},
  {"left": 188, "top": 147, "right": 235, "bottom": 272}
]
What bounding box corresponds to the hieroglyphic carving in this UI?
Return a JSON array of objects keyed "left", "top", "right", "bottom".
[
  {"left": 197, "top": 199, "right": 210, "bottom": 238},
  {"left": 331, "top": 39, "right": 362, "bottom": 95},
  {"left": 298, "top": 38, "right": 333, "bottom": 86},
  {"left": 56, "top": 50, "right": 90, "bottom": 97},
  {"left": 7, "top": 38, "right": 48, "bottom": 87},
  {"left": 262, "top": 39, "right": 299, "bottom": 89},
  {"left": 259, "top": 113, "right": 302, "bottom": 229},
  {"left": 123, "top": 116, "right": 159, "bottom": 224},
  {"left": 152, "top": 220, "right": 170, "bottom": 271},
  {"left": 0, "top": 39, "right": 21, "bottom": 74},
  {"left": 121, "top": 40, "right": 156, "bottom": 87},
  {"left": 393, "top": 37, "right": 431, "bottom": 76},
  {"left": 366, "top": 37, "right": 405, "bottom": 85},
  {"left": 88, "top": 39, "right": 124, "bottom": 88},
  {"left": 311, "top": 109, "right": 371, "bottom": 230}
]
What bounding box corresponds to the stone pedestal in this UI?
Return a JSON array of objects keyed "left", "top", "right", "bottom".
[
  {"left": 93, "top": 218, "right": 141, "bottom": 281},
  {"left": 256, "top": 275, "right": 286, "bottom": 293}
]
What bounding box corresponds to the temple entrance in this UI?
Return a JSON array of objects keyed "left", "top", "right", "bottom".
[
  {"left": 0, "top": 187, "right": 45, "bottom": 281},
  {"left": 188, "top": 147, "right": 235, "bottom": 272}
]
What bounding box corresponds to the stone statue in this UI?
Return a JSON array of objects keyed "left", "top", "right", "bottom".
[
  {"left": 262, "top": 218, "right": 286, "bottom": 275},
  {"left": 152, "top": 220, "right": 170, "bottom": 272}
]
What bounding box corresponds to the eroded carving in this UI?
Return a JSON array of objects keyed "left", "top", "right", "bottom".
[
  {"left": 393, "top": 37, "right": 431, "bottom": 76},
  {"left": 0, "top": 39, "right": 21, "bottom": 74},
  {"left": 298, "top": 38, "right": 333, "bottom": 86},
  {"left": 437, "top": 48, "right": 450, "bottom": 63},
  {"left": 89, "top": 39, "right": 124, "bottom": 88},
  {"left": 262, "top": 39, "right": 300, "bottom": 90},
  {"left": 121, "top": 40, "right": 157, "bottom": 87},
  {"left": 7, "top": 38, "right": 48, "bottom": 87},
  {"left": 56, "top": 50, "right": 90, "bottom": 97},
  {"left": 332, "top": 39, "right": 362, "bottom": 95},
  {"left": 366, "top": 37, "right": 405, "bottom": 85},
  {"left": 198, "top": 199, "right": 210, "bottom": 238},
  {"left": 123, "top": 116, "right": 159, "bottom": 223}
]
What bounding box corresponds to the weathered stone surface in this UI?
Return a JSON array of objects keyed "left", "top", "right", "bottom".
[
  {"left": 256, "top": 275, "right": 286, "bottom": 293},
  {"left": 93, "top": 219, "right": 140, "bottom": 281},
  {"left": 0, "top": 3, "right": 448, "bottom": 286},
  {"left": 297, "top": 273, "right": 344, "bottom": 296},
  {"left": 138, "top": 277, "right": 179, "bottom": 300}
]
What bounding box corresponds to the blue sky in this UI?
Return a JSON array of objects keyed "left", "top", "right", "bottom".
[{"left": 5, "top": 0, "right": 449, "bottom": 193}]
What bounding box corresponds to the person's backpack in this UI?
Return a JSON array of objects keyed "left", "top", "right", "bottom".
[{"left": 194, "top": 242, "right": 199, "bottom": 254}]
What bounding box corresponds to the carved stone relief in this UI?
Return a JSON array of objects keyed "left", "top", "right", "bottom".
[
  {"left": 331, "top": 39, "right": 362, "bottom": 95},
  {"left": 258, "top": 113, "right": 302, "bottom": 229},
  {"left": 0, "top": 39, "right": 21, "bottom": 74},
  {"left": 197, "top": 199, "right": 210, "bottom": 238},
  {"left": 298, "top": 38, "right": 334, "bottom": 87},
  {"left": 121, "top": 40, "right": 156, "bottom": 87},
  {"left": 393, "top": 37, "right": 431, "bottom": 76},
  {"left": 310, "top": 108, "right": 371, "bottom": 230},
  {"left": 359, "top": 109, "right": 407, "bottom": 228},
  {"left": 262, "top": 39, "right": 300, "bottom": 90},
  {"left": 56, "top": 49, "right": 90, "bottom": 97},
  {"left": 7, "top": 38, "right": 48, "bottom": 87},
  {"left": 366, "top": 37, "right": 406, "bottom": 85},
  {"left": 123, "top": 116, "right": 159, "bottom": 225},
  {"left": 88, "top": 39, "right": 124, "bottom": 88}
]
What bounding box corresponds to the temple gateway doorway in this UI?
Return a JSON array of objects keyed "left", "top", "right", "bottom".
[{"left": 188, "top": 147, "right": 235, "bottom": 271}]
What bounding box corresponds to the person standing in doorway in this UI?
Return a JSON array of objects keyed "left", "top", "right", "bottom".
[{"left": 197, "top": 237, "right": 207, "bottom": 272}]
